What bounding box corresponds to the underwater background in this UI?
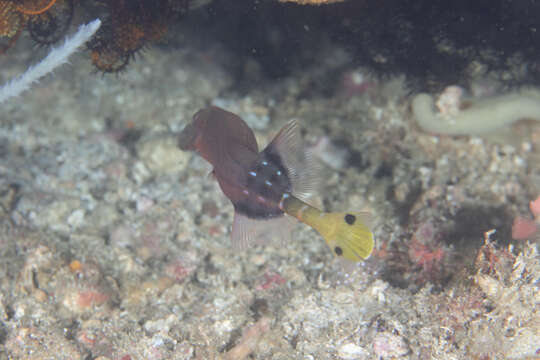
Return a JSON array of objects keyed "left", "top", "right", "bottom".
[{"left": 0, "top": 0, "right": 539, "bottom": 358}]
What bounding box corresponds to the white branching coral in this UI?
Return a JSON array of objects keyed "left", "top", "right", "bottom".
[{"left": 0, "top": 19, "right": 101, "bottom": 104}]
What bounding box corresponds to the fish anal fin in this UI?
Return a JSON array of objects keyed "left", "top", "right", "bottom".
[{"left": 231, "top": 212, "right": 294, "bottom": 250}]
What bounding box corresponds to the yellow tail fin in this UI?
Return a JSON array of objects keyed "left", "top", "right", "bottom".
[
  {"left": 308, "top": 212, "right": 374, "bottom": 262},
  {"left": 282, "top": 194, "right": 374, "bottom": 261}
]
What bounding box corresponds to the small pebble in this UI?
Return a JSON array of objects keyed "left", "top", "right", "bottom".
[
  {"left": 338, "top": 343, "right": 368, "bottom": 359},
  {"left": 33, "top": 289, "right": 48, "bottom": 302},
  {"left": 372, "top": 332, "right": 409, "bottom": 357},
  {"left": 137, "top": 135, "right": 191, "bottom": 175},
  {"left": 67, "top": 209, "right": 85, "bottom": 228}
]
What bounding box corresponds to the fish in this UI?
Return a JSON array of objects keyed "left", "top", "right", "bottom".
[{"left": 178, "top": 106, "right": 374, "bottom": 263}]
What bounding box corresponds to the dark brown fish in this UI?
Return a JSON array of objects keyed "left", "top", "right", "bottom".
[{"left": 179, "top": 106, "right": 373, "bottom": 261}]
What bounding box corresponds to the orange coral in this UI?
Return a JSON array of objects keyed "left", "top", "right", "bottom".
[
  {"left": 1, "top": 0, "right": 189, "bottom": 73},
  {"left": 17, "top": 0, "right": 57, "bottom": 15},
  {"left": 87, "top": 0, "right": 189, "bottom": 72},
  {"left": 0, "top": 1, "right": 24, "bottom": 51},
  {"left": 0, "top": 0, "right": 69, "bottom": 53}
]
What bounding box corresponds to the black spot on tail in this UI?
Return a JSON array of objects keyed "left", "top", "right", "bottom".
[
  {"left": 345, "top": 214, "right": 356, "bottom": 225},
  {"left": 334, "top": 246, "right": 343, "bottom": 256}
]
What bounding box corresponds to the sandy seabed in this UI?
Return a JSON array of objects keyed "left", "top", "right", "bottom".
[{"left": 0, "top": 30, "right": 539, "bottom": 360}]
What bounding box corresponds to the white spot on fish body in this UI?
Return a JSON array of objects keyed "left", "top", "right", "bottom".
[
  {"left": 249, "top": 171, "right": 257, "bottom": 177},
  {"left": 278, "top": 193, "right": 290, "bottom": 210}
]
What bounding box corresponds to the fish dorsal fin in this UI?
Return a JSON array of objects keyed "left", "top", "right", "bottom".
[
  {"left": 263, "top": 120, "right": 320, "bottom": 204},
  {"left": 231, "top": 212, "right": 294, "bottom": 250},
  {"left": 211, "top": 106, "right": 259, "bottom": 154}
]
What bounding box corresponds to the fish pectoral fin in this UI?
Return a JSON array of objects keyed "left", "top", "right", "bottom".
[{"left": 262, "top": 120, "right": 320, "bottom": 202}]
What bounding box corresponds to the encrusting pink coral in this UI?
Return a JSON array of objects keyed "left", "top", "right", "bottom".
[
  {"left": 512, "top": 217, "right": 537, "bottom": 240},
  {"left": 529, "top": 195, "right": 540, "bottom": 217},
  {"left": 511, "top": 195, "right": 539, "bottom": 240}
]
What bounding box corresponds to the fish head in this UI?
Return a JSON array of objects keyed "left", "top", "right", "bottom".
[{"left": 178, "top": 109, "right": 208, "bottom": 151}]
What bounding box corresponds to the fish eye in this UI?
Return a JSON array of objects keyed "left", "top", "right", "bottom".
[
  {"left": 344, "top": 214, "right": 356, "bottom": 225},
  {"left": 334, "top": 246, "right": 343, "bottom": 256}
]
